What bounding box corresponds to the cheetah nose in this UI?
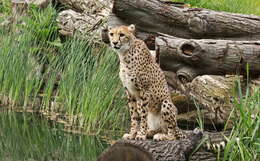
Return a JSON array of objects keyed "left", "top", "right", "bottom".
[{"left": 113, "top": 42, "right": 118, "bottom": 45}]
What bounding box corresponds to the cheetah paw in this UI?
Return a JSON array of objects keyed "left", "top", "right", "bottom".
[
  {"left": 175, "top": 131, "right": 187, "bottom": 139},
  {"left": 122, "top": 133, "right": 136, "bottom": 140},
  {"left": 135, "top": 134, "right": 147, "bottom": 140},
  {"left": 153, "top": 133, "right": 176, "bottom": 141},
  {"left": 146, "top": 130, "right": 158, "bottom": 138}
]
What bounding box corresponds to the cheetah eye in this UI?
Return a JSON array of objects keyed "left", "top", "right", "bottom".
[
  {"left": 109, "top": 33, "right": 114, "bottom": 36},
  {"left": 119, "top": 33, "right": 125, "bottom": 37}
]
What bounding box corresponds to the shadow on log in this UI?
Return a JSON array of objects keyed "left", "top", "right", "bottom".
[{"left": 97, "top": 129, "right": 203, "bottom": 161}]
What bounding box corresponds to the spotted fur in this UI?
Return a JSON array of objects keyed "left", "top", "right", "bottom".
[{"left": 108, "top": 24, "right": 185, "bottom": 141}]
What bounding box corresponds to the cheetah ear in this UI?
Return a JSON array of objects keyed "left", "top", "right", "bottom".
[{"left": 128, "top": 24, "right": 135, "bottom": 33}]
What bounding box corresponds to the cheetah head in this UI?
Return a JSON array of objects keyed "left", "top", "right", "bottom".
[{"left": 108, "top": 24, "right": 135, "bottom": 51}]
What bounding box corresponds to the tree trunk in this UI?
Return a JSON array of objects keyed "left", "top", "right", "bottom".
[
  {"left": 57, "top": 9, "right": 109, "bottom": 42},
  {"left": 97, "top": 130, "right": 231, "bottom": 161},
  {"left": 11, "top": 0, "right": 28, "bottom": 21},
  {"left": 189, "top": 151, "right": 217, "bottom": 161},
  {"left": 171, "top": 75, "right": 244, "bottom": 126},
  {"left": 156, "top": 35, "right": 260, "bottom": 81},
  {"left": 57, "top": 0, "right": 112, "bottom": 13},
  {"left": 10, "top": 0, "right": 51, "bottom": 27},
  {"left": 174, "top": 74, "right": 258, "bottom": 128},
  {"left": 56, "top": 0, "right": 112, "bottom": 42},
  {"left": 97, "top": 129, "right": 203, "bottom": 161},
  {"left": 111, "top": 0, "right": 260, "bottom": 40}
]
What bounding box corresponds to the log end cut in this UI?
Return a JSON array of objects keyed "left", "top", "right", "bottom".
[{"left": 97, "top": 142, "right": 154, "bottom": 161}]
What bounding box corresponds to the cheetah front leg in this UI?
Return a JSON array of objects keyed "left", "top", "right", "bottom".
[
  {"left": 135, "top": 92, "right": 150, "bottom": 140},
  {"left": 123, "top": 91, "right": 138, "bottom": 140},
  {"left": 154, "top": 99, "right": 186, "bottom": 141}
]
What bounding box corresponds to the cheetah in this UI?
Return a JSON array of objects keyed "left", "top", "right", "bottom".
[{"left": 108, "top": 24, "right": 185, "bottom": 141}]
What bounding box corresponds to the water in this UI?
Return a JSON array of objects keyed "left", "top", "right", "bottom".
[{"left": 0, "top": 111, "right": 109, "bottom": 161}]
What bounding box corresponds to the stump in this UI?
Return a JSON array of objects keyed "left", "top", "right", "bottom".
[{"left": 11, "top": 0, "right": 28, "bottom": 20}]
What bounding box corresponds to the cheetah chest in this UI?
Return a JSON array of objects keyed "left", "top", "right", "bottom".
[{"left": 119, "top": 66, "right": 139, "bottom": 98}]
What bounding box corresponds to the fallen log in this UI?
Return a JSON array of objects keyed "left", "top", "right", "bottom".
[
  {"left": 57, "top": 0, "right": 112, "bottom": 13},
  {"left": 172, "top": 75, "right": 244, "bottom": 126},
  {"left": 97, "top": 129, "right": 232, "bottom": 161},
  {"left": 111, "top": 0, "right": 260, "bottom": 40},
  {"left": 173, "top": 74, "right": 258, "bottom": 127},
  {"left": 57, "top": 9, "right": 110, "bottom": 43},
  {"left": 97, "top": 129, "right": 203, "bottom": 161},
  {"left": 56, "top": 0, "right": 112, "bottom": 42},
  {"left": 156, "top": 36, "right": 260, "bottom": 81}
]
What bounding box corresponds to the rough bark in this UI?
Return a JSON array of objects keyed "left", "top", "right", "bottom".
[
  {"left": 156, "top": 35, "right": 260, "bottom": 81},
  {"left": 11, "top": 0, "right": 50, "bottom": 14},
  {"left": 11, "top": 0, "right": 28, "bottom": 21},
  {"left": 56, "top": 0, "right": 112, "bottom": 42},
  {"left": 169, "top": 74, "right": 244, "bottom": 126},
  {"left": 57, "top": 0, "right": 112, "bottom": 13},
  {"left": 97, "top": 129, "right": 203, "bottom": 161},
  {"left": 189, "top": 151, "right": 217, "bottom": 161},
  {"left": 187, "top": 75, "right": 243, "bottom": 125},
  {"left": 10, "top": 0, "right": 50, "bottom": 26},
  {"left": 111, "top": 0, "right": 260, "bottom": 40},
  {"left": 174, "top": 74, "right": 258, "bottom": 128},
  {"left": 56, "top": 10, "right": 108, "bottom": 42},
  {"left": 97, "top": 129, "right": 231, "bottom": 161},
  {"left": 189, "top": 130, "right": 231, "bottom": 161}
]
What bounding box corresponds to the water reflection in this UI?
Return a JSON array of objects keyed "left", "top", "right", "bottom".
[{"left": 0, "top": 111, "right": 108, "bottom": 161}]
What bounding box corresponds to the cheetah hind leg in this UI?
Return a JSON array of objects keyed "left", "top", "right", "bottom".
[{"left": 153, "top": 99, "right": 185, "bottom": 141}]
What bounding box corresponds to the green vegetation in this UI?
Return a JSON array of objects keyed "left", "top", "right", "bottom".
[
  {"left": 220, "top": 81, "right": 260, "bottom": 160},
  {"left": 174, "top": 0, "right": 260, "bottom": 16},
  {"left": 0, "top": 1, "right": 259, "bottom": 161},
  {"left": 0, "top": 0, "right": 11, "bottom": 15},
  {"left": 0, "top": 111, "right": 107, "bottom": 161},
  {"left": 0, "top": 5, "right": 127, "bottom": 134}
]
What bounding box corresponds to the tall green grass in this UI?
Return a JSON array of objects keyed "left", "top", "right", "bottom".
[
  {"left": 0, "top": 5, "right": 127, "bottom": 133},
  {"left": 0, "top": 0, "right": 11, "bottom": 15},
  {"left": 221, "top": 84, "right": 260, "bottom": 161},
  {"left": 174, "top": 0, "right": 260, "bottom": 16}
]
